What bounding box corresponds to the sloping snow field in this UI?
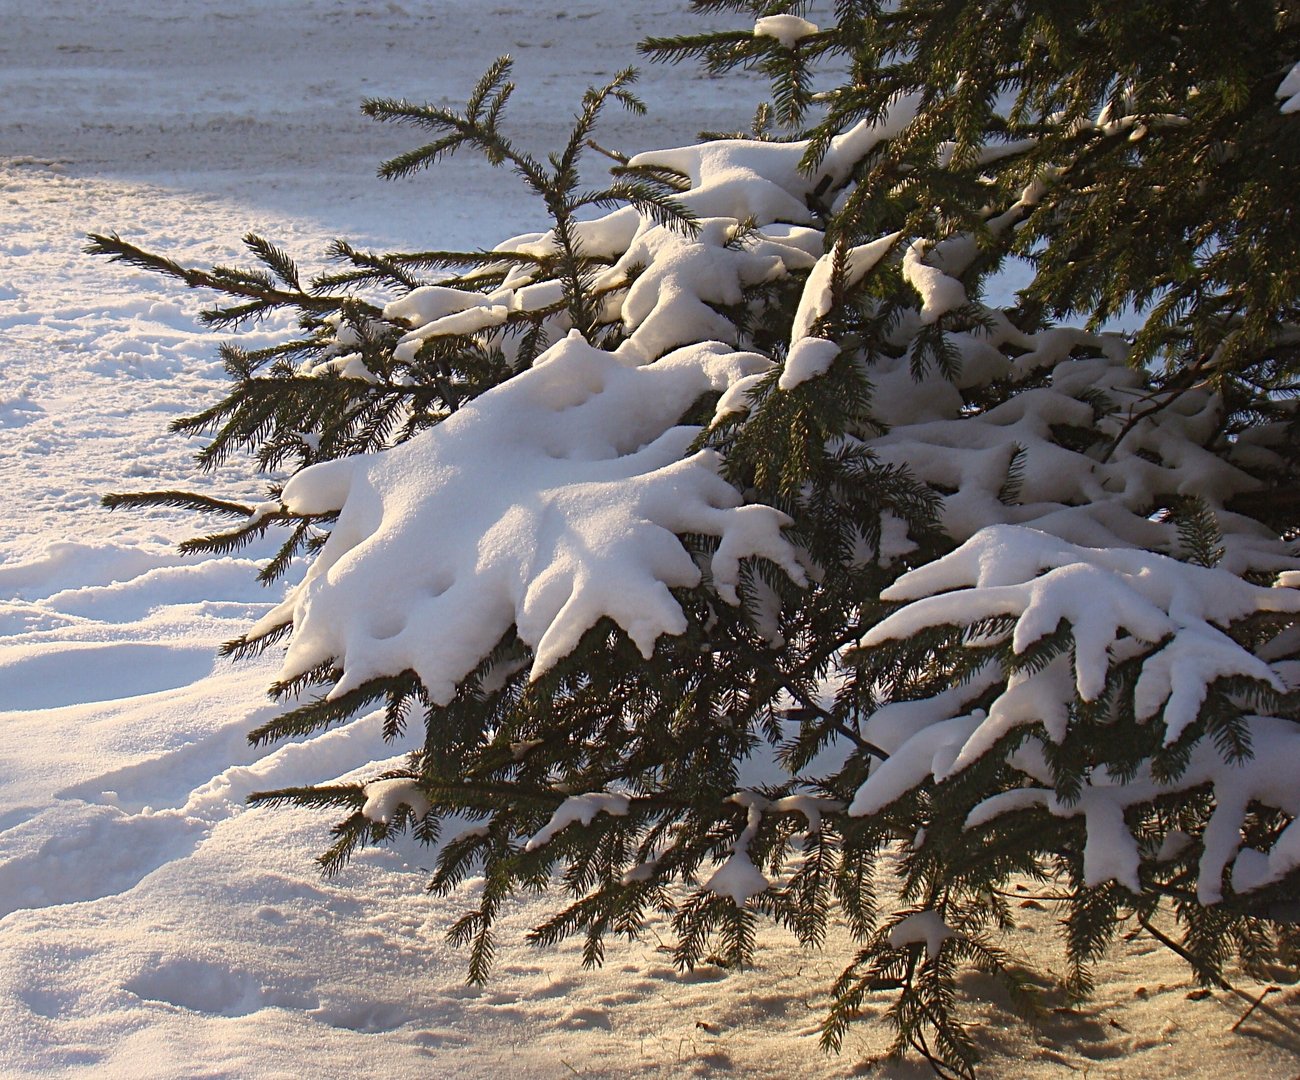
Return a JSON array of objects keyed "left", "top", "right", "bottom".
[{"left": 1, "top": 2, "right": 1297, "bottom": 1077}]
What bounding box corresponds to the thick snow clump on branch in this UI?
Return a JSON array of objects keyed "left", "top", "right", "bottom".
[
  {"left": 525, "top": 792, "right": 632, "bottom": 852},
  {"left": 256, "top": 117, "right": 947, "bottom": 698},
  {"left": 360, "top": 777, "right": 432, "bottom": 825},
  {"left": 753, "top": 15, "right": 819, "bottom": 49},
  {"left": 1277, "top": 60, "right": 1300, "bottom": 114},
  {"left": 255, "top": 334, "right": 806, "bottom": 703},
  {"left": 852, "top": 526, "right": 1300, "bottom": 900}
]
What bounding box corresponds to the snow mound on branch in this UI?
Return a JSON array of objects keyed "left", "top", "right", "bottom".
[
  {"left": 889, "top": 910, "right": 957, "bottom": 960},
  {"left": 705, "top": 853, "right": 771, "bottom": 907},
  {"left": 375, "top": 217, "right": 815, "bottom": 368},
  {"left": 959, "top": 716, "right": 1300, "bottom": 902},
  {"left": 1277, "top": 60, "right": 1300, "bottom": 113},
  {"left": 525, "top": 792, "right": 631, "bottom": 852},
  {"left": 852, "top": 525, "right": 1300, "bottom": 900},
  {"left": 629, "top": 139, "right": 814, "bottom": 225},
  {"left": 753, "top": 15, "right": 819, "bottom": 49},
  {"left": 598, "top": 217, "right": 792, "bottom": 362},
  {"left": 705, "top": 791, "right": 770, "bottom": 906},
  {"left": 862, "top": 524, "right": 1300, "bottom": 715},
  {"left": 255, "top": 333, "right": 807, "bottom": 704},
  {"left": 789, "top": 232, "right": 900, "bottom": 344},
  {"left": 361, "top": 778, "right": 431, "bottom": 825},
  {"left": 254, "top": 100, "right": 944, "bottom": 714},
  {"left": 903, "top": 241, "right": 967, "bottom": 323},
  {"left": 700, "top": 791, "right": 845, "bottom": 906},
  {"left": 863, "top": 334, "right": 1288, "bottom": 566},
  {"left": 778, "top": 337, "right": 841, "bottom": 390},
  {"left": 623, "top": 98, "right": 921, "bottom": 225}
]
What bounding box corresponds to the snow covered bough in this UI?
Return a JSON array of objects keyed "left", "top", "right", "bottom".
[{"left": 94, "top": 3, "right": 1300, "bottom": 1074}]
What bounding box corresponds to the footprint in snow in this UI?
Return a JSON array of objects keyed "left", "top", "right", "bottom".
[{"left": 0, "top": 804, "right": 205, "bottom": 921}]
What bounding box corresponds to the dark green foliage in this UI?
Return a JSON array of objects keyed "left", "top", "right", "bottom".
[
  {"left": 86, "top": 231, "right": 342, "bottom": 327},
  {"left": 805, "top": 0, "right": 1300, "bottom": 386},
  {"left": 363, "top": 59, "right": 697, "bottom": 339}
]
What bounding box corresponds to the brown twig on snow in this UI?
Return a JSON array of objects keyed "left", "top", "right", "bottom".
[
  {"left": 1138, "top": 916, "right": 1300, "bottom": 1040},
  {"left": 1231, "top": 986, "right": 1282, "bottom": 1033}
]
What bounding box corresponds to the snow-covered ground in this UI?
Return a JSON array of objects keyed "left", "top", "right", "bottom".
[{"left": 1, "top": 3, "right": 1297, "bottom": 1077}]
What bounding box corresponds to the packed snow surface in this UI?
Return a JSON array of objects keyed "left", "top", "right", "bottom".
[{"left": 3, "top": 2, "right": 1299, "bottom": 1079}]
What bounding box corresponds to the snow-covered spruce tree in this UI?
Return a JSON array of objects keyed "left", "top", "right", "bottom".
[{"left": 93, "top": 2, "right": 1300, "bottom": 1074}]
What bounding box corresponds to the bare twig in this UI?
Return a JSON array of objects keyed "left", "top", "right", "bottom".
[
  {"left": 1138, "top": 916, "right": 1300, "bottom": 1040},
  {"left": 1231, "top": 985, "right": 1282, "bottom": 1033},
  {"left": 585, "top": 138, "right": 629, "bottom": 165}
]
